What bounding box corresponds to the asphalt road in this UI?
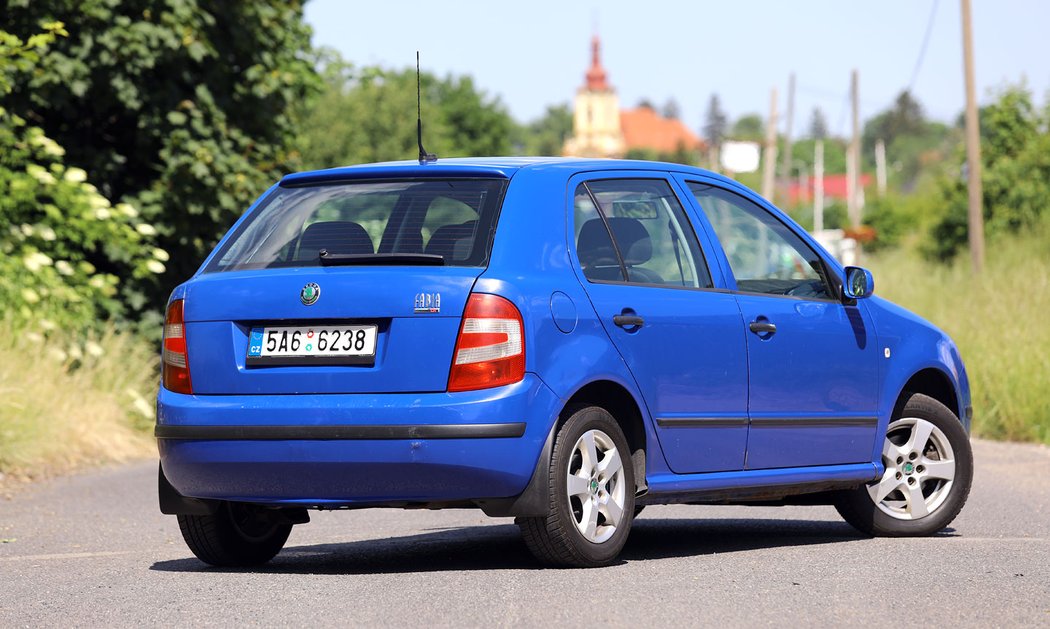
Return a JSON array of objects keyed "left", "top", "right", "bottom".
[{"left": 1, "top": 439, "right": 1048, "bottom": 627}]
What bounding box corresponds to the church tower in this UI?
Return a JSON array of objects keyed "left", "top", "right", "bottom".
[{"left": 563, "top": 36, "right": 625, "bottom": 158}]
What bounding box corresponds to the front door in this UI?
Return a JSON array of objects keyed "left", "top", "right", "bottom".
[
  {"left": 570, "top": 175, "right": 749, "bottom": 474},
  {"left": 682, "top": 181, "right": 879, "bottom": 470}
]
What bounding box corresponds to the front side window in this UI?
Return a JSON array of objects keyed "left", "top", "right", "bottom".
[
  {"left": 686, "top": 182, "right": 832, "bottom": 299},
  {"left": 574, "top": 179, "right": 712, "bottom": 288},
  {"left": 207, "top": 179, "right": 506, "bottom": 272}
]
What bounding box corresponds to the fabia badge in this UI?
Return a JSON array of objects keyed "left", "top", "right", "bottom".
[
  {"left": 414, "top": 292, "right": 441, "bottom": 313},
  {"left": 300, "top": 282, "right": 321, "bottom": 306}
]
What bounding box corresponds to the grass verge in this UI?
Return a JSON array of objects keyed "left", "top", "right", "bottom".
[
  {"left": 866, "top": 224, "right": 1050, "bottom": 444},
  {"left": 0, "top": 323, "right": 157, "bottom": 485}
]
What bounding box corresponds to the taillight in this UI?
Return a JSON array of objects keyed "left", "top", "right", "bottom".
[
  {"left": 162, "top": 299, "right": 192, "bottom": 394},
  {"left": 448, "top": 293, "right": 525, "bottom": 392}
]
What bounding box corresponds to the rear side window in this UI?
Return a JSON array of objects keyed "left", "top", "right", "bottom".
[
  {"left": 206, "top": 179, "right": 507, "bottom": 272},
  {"left": 574, "top": 179, "right": 713, "bottom": 288}
]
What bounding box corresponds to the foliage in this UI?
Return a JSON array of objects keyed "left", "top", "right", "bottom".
[
  {"left": 521, "top": 104, "right": 573, "bottom": 156},
  {"left": 297, "top": 56, "right": 515, "bottom": 170},
  {"left": 808, "top": 107, "right": 828, "bottom": 140},
  {"left": 1, "top": 24, "right": 165, "bottom": 334},
  {"left": 661, "top": 98, "right": 681, "bottom": 120},
  {"left": 862, "top": 90, "right": 955, "bottom": 189},
  {"left": 926, "top": 85, "right": 1050, "bottom": 260},
  {"left": 731, "top": 113, "right": 764, "bottom": 141},
  {"left": 703, "top": 94, "right": 728, "bottom": 149},
  {"left": 3, "top": 0, "right": 321, "bottom": 309},
  {"left": 624, "top": 144, "right": 700, "bottom": 167},
  {"left": 867, "top": 220, "right": 1050, "bottom": 444}
]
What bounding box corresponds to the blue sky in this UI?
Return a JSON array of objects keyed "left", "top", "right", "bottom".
[{"left": 305, "top": 1, "right": 1050, "bottom": 136}]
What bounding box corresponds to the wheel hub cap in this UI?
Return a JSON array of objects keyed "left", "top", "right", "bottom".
[
  {"left": 566, "top": 428, "right": 627, "bottom": 544},
  {"left": 867, "top": 417, "right": 957, "bottom": 521}
]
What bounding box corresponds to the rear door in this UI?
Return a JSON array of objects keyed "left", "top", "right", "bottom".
[
  {"left": 680, "top": 179, "right": 879, "bottom": 469},
  {"left": 569, "top": 174, "right": 749, "bottom": 474},
  {"left": 183, "top": 177, "right": 506, "bottom": 395}
]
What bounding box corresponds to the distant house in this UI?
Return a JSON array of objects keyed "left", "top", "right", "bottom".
[
  {"left": 787, "top": 173, "right": 872, "bottom": 205},
  {"left": 563, "top": 36, "right": 704, "bottom": 159}
]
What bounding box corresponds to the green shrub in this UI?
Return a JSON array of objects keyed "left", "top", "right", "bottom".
[
  {"left": 867, "top": 222, "right": 1050, "bottom": 444},
  {"left": 1, "top": 24, "right": 166, "bottom": 335}
]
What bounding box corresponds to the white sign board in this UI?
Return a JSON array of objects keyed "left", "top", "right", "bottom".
[{"left": 720, "top": 141, "right": 761, "bottom": 173}]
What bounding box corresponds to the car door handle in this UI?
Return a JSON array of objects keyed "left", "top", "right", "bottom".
[
  {"left": 749, "top": 320, "right": 777, "bottom": 335},
  {"left": 613, "top": 314, "right": 645, "bottom": 328}
]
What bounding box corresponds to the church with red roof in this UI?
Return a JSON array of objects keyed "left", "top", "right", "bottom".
[{"left": 564, "top": 36, "right": 705, "bottom": 159}]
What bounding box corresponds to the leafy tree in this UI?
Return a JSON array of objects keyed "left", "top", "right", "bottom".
[
  {"left": 732, "top": 113, "right": 764, "bottom": 141},
  {"left": 862, "top": 90, "right": 954, "bottom": 190},
  {"left": 702, "top": 94, "right": 728, "bottom": 149},
  {"left": 1, "top": 24, "right": 165, "bottom": 334},
  {"left": 809, "top": 107, "right": 828, "bottom": 140},
  {"left": 927, "top": 85, "right": 1050, "bottom": 260},
  {"left": 522, "top": 104, "right": 573, "bottom": 156},
  {"left": 3, "top": 0, "right": 321, "bottom": 309},
  {"left": 297, "top": 57, "right": 515, "bottom": 169},
  {"left": 863, "top": 91, "right": 925, "bottom": 152},
  {"left": 661, "top": 98, "right": 681, "bottom": 120}
]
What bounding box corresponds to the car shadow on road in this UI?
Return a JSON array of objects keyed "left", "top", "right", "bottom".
[{"left": 150, "top": 516, "right": 891, "bottom": 575}]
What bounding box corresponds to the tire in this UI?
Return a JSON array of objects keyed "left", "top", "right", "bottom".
[
  {"left": 177, "top": 501, "right": 292, "bottom": 567},
  {"left": 835, "top": 392, "right": 973, "bottom": 536},
  {"left": 517, "top": 406, "right": 636, "bottom": 567}
]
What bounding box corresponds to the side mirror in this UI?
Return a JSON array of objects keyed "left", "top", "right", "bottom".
[{"left": 843, "top": 266, "right": 875, "bottom": 300}]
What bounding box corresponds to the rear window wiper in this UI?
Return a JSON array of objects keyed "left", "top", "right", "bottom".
[{"left": 318, "top": 251, "right": 446, "bottom": 266}]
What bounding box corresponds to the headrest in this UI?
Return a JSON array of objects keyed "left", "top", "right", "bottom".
[
  {"left": 425, "top": 220, "right": 477, "bottom": 261},
  {"left": 578, "top": 217, "right": 652, "bottom": 266},
  {"left": 297, "top": 221, "right": 374, "bottom": 260}
]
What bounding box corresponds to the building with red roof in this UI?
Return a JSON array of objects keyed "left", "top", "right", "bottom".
[{"left": 564, "top": 36, "right": 704, "bottom": 159}]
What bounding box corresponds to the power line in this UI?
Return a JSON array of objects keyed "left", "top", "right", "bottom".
[{"left": 907, "top": 0, "right": 941, "bottom": 92}]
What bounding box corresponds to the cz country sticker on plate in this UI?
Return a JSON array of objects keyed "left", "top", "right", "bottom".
[{"left": 246, "top": 324, "right": 377, "bottom": 366}]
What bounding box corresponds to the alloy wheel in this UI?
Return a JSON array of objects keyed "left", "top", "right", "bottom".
[
  {"left": 868, "top": 417, "right": 957, "bottom": 520},
  {"left": 566, "top": 429, "right": 627, "bottom": 543}
]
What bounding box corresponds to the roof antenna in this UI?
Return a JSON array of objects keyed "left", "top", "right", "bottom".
[{"left": 416, "top": 51, "right": 436, "bottom": 163}]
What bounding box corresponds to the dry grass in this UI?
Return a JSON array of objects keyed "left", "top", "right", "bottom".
[
  {"left": 0, "top": 323, "right": 157, "bottom": 484},
  {"left": 865, "top": 225, "right": 1050, "bottom": 444}
]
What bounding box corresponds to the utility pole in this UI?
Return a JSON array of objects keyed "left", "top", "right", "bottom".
[
  {"left": 778, "top": 73, "right": 796, "bottom": 201},
  {"left": 762, "top": 86, "right": 778, "bottom": 202},
  {"left": 814, "top": 139, "right": 825, "bottom": 232},
  {"left": 961, "top": 0, "right": 985, "bottom": 273},
  {"left": 847, "top": 69, "right": 861, "bottom": 227},
  {"left": 875, "top": 139, "right": 887, "bottom": 197}
]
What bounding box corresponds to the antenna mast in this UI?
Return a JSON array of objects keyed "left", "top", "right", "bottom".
[{"left": 417, "top": 51, "right": 435, "bottom": 163}]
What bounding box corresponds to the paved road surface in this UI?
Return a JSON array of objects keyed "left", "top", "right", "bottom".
[{"left": 2, "top": 439, "right": 1048, "bottom": 627}]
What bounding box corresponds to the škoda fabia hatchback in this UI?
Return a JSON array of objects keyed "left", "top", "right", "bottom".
[{"left": 157, "top": 158, "right": 973, "bottom": 567}]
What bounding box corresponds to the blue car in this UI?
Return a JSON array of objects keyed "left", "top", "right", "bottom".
[{"left": 157, "top": 157, "right": 973, "bottom": 568}]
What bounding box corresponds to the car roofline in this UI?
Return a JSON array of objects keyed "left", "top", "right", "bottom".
[{"left": 279, "top": 157, "right": 733, "bottom": 187}]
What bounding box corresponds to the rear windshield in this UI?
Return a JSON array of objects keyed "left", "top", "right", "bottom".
[{"left": 205, "top": 178, "right": 508, "bottom": 272}]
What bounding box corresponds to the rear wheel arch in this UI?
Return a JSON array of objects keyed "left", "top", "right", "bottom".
[
  {"left": 898, "top": 368, "right": 960, "bottom": 420},
  {"left": 559, "top": 380, "right": 648, "bottom": 492}
]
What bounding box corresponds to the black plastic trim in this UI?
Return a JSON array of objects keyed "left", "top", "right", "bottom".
[
  {"left": 749, "top": 417, "right": 878, "bottom": 428},
  {"left": 155, "top": 423, "right": 527, "bottom": 440},
  {"left": 476, "top": 421, "right": 557, "bottom": 517},
  {"left": 656, "top": 417, "right": 749, "bottom": 428},
  {"left": 158, "top": 463, "right": 218, "bottom": 515}
]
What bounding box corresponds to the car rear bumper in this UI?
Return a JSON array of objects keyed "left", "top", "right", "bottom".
[{"left": 156, "top": 374, "right": 559, "bottom": 506}]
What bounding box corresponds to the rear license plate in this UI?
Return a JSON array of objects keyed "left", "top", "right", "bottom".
[{"left": 246, "top": 324, "right": 377, "bottom": 366}]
